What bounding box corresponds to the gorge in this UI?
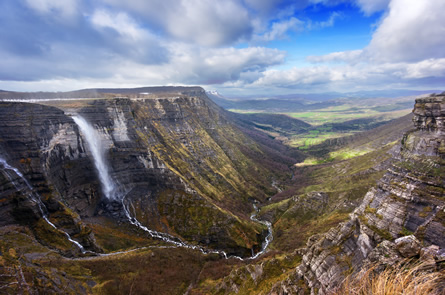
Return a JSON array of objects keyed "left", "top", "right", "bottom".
[{"left": 0, "top": 87, "right": 443, "bottom": 294}]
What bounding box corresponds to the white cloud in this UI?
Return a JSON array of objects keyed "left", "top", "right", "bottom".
[
  {"left": 307, "top": 50, "right": 363, "bottom": 64},
  {"left": 255, "top": 17, "right": 304, "bottom": 42},
  {"left": 366, "top": 0, "right": 445, "bottom": 63},
  {"left": 306, "top": 11, "right": 342, "bottom": 30},
  {"left": 153, "top": 45, "right": 286, "bottom": 84},
  {"left": 404, "top": 58, "right": 445, "bottom": 79},
  {"left": 24, "top": 0, "right": 79, "bottom": 21},
  {"left": 355, "top": 0, "right": 390, "bottom": 15},
  {"left": 166, "top": 0, "right": 251, "bottom": 46},
  {"left": 0, "top": 43, "right": 285, "bottom": 90},
  {"left": 91, "top": 10, "right": 147, "bottom": 41},
  {"left": 249, "top": 58, "right": 445, "bottom": 91},
  {"left": 88, "top": 9, "right": 168, "bottom": 64},
  {"left": 101, "top": 0, "right": 253, "bottom": 46}
]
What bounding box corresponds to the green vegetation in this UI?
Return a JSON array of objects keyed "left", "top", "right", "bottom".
[
  {"left": 262, "top": 144, "right": 394, "bottom": 252},
  {"left": 230, "top": 99, "right": 411, "bottom": 151},
  {"left": 286, "top": 107, "right": 409, "bottom": 126},
  {"left": 194, "top": 251, "right": 303, "bottom": 295}
]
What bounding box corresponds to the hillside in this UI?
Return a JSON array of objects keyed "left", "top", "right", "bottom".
[
  {"left": 210, "top": 94, "right": 444, "bottom": 294},
  {"left": 0, "top": 87, "right": 300, "bottom": 258},
  {"left": 0, "top": 88, "right": 443, "bottom": 294}
]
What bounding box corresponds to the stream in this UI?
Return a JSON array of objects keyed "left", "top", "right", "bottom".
[{"left": 0, "top": 157, "right": 87, "bottom": 253}]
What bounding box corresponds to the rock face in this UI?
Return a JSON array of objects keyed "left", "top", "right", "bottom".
[
  {"left": 271, "top": 95, "right": 445, "bottom": 294},
  {"left": 0, "top": 87, "right": 295, "bottom": 256}
]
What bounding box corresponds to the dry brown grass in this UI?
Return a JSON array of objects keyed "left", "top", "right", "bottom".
[{"left": 330, "top": 261, "right": 445, "bottom": 295}]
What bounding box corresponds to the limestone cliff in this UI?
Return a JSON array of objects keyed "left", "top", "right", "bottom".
[
  {"left": 0, "top": 87, "right": 295, "bottom": 257},
  {"left": 269, "top": 95, "right": 445, "bottom": 294}
]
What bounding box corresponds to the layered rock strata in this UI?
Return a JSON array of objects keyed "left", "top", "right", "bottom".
[
  {"left": 0, "top": 87, "right": 294, "bottom": 256},
  {"left": 270, "top": 95, "right": 445, "bottom": 294}
]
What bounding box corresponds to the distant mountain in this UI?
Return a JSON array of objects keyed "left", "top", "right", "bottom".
[
  {"left": 218, "top": 89, "right": 441, "bottom": 101},
  {"left": 206, "top": 89, "right": 442, "bottom": 114},
  {"left": 206, "top": 91, "right": 339, "bottom": 112}
]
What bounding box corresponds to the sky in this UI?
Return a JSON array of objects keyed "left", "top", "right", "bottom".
[{"left": 0, "top": 0, "right": 444, "bottom": 96}]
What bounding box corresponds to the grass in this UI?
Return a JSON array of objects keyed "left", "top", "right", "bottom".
[
  {"left": 194, "top": 251, "right": 302, "bottom": 295},
  {"left": 291, "top": 132, "right": 356, "bottom": 149},
  {"left": 265, "top": 144, "right": 394, "bottom": 252},
  {"left": 287, "top": 111, "right": 371, "bottom": 125},
  {"left": 230, "top": 100, "right": 411, "bottom": 153},
  {"left": 287, "top": 108, "right": 410, "bottom": 148},
  {"left": 329, "top": 149, "right": 371, "bottom": 161},
  {"left": 330, "top": 261, "right": 445, "bottom": 295},
  {"left": 285, "top": 107, "right": 410, "bottom": 126}
]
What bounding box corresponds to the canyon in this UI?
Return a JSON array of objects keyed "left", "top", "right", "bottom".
[{"left": 0, "top": 87, "right": 443, "bottom": 294}]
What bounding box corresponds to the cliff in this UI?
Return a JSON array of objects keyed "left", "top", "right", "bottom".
[
  {"left": 269, "top": 95, "right": 445, "bottom": 294},
  {"left": 0, "top": 87, "right": 297, "bottom": 258},
  {"left": 1, "top": 89, "right": 443, "bottom": 294}
]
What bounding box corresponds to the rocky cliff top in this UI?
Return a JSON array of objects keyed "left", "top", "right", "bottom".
[
  {"left": 413, "top": 94, "right": 444, "bottom": 132},
  {"left": 0, "top": 86, "right": 206, "bottom": 100}
]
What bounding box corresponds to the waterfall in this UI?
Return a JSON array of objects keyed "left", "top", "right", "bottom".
[
  {"left": 71, "top": 115, "right": 272, "bottom": 260},
  {"left": 0, "top": 156, "right": 86, "bottom": 253},
  {"left": 72, "top": 116, "right": 116, "bottom": 200},
  {"left": 0, "top": 157, "right": 32, "bottom": 190}
]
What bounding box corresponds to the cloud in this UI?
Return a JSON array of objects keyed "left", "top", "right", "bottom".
[
  {"left": 248, "top": 58, "right": 445, "bottom": 92},
  {"left": 101, "top": 0, "right": 253, "bottom": 46},
  {"left": 23, "top": 0, "right": 79, "bottom": 22},
  {"left": 0, "top": 38, "right": 285, "bottom": 88},
  {"left": 142, "top": 45, "right": 286, "bottom": 85},
  {"left": 89, "top": 9, "right": 169, "bottom": 64},
  {"left": 365, "top": 0, "right": 445, "bottom": 63},
  {"left": 91, "top": 10, "right": 145, "bottom": 41},
  {"left": 307, "top": 50, "right": 363, "bottom": 64},
  {"left": 254, "top": 17, "right": 304, "bottom": 42},
  {"left": 1, "top": 0, "right": 444, "bottom": 95},
  {"left": 403, "top": 58, "right": 445, "bottom": 79},
  {"left": 244, "top": 0, "right": 287, "bottom": 15},
  {"left": 355, "top": 0, "right": 390, "bottom": 15},
  {"left": 306, "top": 11, "right": 342, "bottom": 30},
  {"left": 305, "top": 0, "right": 445, "bottom": 65}
]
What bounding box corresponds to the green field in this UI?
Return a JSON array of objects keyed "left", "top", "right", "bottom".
[
  {"left": 289, "top": 131, "right": 356, "bottom": 149},
  {"left": 230, "top": 102, "right": 412, "bottom": 152},
  {"left": 285, "top": 106, "right": 410, "bottom": 126}
]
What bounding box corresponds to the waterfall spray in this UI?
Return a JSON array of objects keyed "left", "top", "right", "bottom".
[{"left": 72, "top": 116, "right": 116, "bottom": 199}]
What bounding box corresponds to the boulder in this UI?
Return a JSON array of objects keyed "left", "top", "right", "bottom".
[{"left": 394, "top": 235, "right": 421, "bottom": 258}]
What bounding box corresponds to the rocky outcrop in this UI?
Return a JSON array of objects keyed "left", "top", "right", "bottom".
[
  {"left": 412, "top": 95, "right": 445, "bottom": 133},
  {"left": 270, "top": 95, "right": 445, "bottom": 294}
]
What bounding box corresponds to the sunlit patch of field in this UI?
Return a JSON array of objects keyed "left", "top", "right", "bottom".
[
  {"left": 285, "top": 107, "right": 410, "bottom": 149},
  {"left": 229, "top": 101, "right": 411, "bottom": 151},
  {"left": 284, "top": 106, "right": 411, "bottom": 126},
  {"left": 289, "top": 131, "right": 356, "bottom": 149}
]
